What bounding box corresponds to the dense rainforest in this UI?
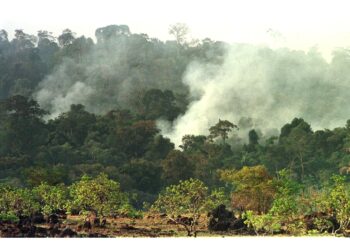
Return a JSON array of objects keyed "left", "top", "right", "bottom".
[{"left": 0, "top": 24, "right": 350, "bottom": 237}]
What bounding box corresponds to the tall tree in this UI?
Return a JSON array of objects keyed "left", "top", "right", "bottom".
[
  {"left": 161, "top": 150, "right": 194, "bottom": 185},
  {"left": 58, "top": 29, "right": 76, "bottom": 47},
  {"left": 208, "top": 119, "right": 238, "bottom": 143},
  {"left": 0, "top": 95, "right": 48, "bottom": 156},
  {"left": 169, "top": 23, "right": 189, "bottom": 45}
]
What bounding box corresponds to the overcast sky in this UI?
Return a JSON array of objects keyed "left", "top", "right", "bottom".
[{"left": 1, "top": 0, "right": 350, "bottom": 59}]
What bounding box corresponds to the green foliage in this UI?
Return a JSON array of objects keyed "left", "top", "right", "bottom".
[
  {"left": 270, "top": 169, "right": 301, "bottom": 217},
  {"left": 265, "top": 169, "right": 310, "bottom": 235},
  {"left": 0, "top": 185, "right": 39, "bottom": 217},
  {"left": 314, "top": 217, "right": 334, "bottom": 233},
  {"left": 152, "top": 178, "right": 217, "bottom": 236},
  {"left": 204, "top": 188, "right": 229, "bottom": 211},
  {"left": 248, "top": 129, "right": 259, "bottom": 146},
  {"left": 208, "top": 119, "right": 238, "bottom": 143},
  {"left": 0, "top": 212, "right": 19, "bottom": 223},
  {"left": 152, "top": 178, "right": 208, "bottom": 216},
  {"left": 121, "top": 159, "right": 162, "bottom": 193},
  {"left": 0, "top": 95, "right": 48, "bottom": 156},
  {"left": 118, "top": 203, "right": 143, "bottom": 219},
  {"left": 22, "top": 165, "right": 67, "bottom": 187},
  {"left": 2, "top": 25, "right": 350, "bottom": 238},
  {"left": 161, "top": 150, "right": 194, "bottom": 185},
  {"left": 32, "top": 183, "right": 68, "bottom": 215},
  {"left": 327, "top": 175, "right": 350, "bottom": 234},
  {"left": 141, "top": 89, "right": 181, "bottom": 121},
  {"left": 243, "top": 210, "right": 281, "bottom": 235},
  {"left": 220, "top": 165, "right": 275, "bottom": 213},
  {"left": 68, "top": 173, "right": 129, "bottom": 217}
]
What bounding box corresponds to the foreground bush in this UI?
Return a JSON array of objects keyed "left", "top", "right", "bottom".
[
  {"left": 0, "top": 185, "right": 39, "bottom": 218},
  {"left": 67, "top": 173, "right": 129, "bottom": 217},
  {"left": 151, "top": 178, "right": 226, "bottom": 236},
  {"left": 32, "top": 183, "right": 68, "bottom": 216}
]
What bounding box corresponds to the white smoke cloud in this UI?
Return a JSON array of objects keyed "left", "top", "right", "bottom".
[
  {"left": 33, "top": 31, "right": 188, "bottom": 117},
  {"left": 161, "top": 44, "right": 350, "bottom": 146},
  {"left": 32, "top": 31, "right": 350, "bottom": 147},
  {"left": 36, "top": 81, "right": 93, "bottom": 119}
]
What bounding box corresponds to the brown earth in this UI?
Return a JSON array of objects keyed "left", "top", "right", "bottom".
[{"left": 0, "top": 213, "right": 239, "bottom": 238}]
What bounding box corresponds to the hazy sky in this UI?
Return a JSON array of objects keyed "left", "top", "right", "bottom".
[{"left": 1, "top": 0, "right": 350, "bottom": 59}]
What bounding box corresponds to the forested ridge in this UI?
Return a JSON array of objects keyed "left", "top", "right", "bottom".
[{"left": 1, "top": 24, "right": 350, "bottom": 237}]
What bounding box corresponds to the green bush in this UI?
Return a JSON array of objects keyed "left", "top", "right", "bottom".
[
  {"left": 32, "top": 183, "right": 68, "bottom": 215},
  {"left": 152, "top": 178, "right": 223, "bottom": 237},
  {"left": 0, "top": 185, "right": 39, "bottom": 217},
  {"left": 0, "top": 212, "right": 19, "bottom": 223},
  {"left": 118, "top": 203, "right": 143, "bottom": 219},
  {"left": 327, "top": 175, "right": 350, "bottom": 234},
  {"left": 243, "top": 210, "right": 281, "bottom": 236},
  {"left": 68, "top": 173, "right": 129, "bottom": 217}
]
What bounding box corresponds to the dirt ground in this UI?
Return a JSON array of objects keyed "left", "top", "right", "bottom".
[
  {"left": 63, "top": 213, "right": 216, "bottom": 237},
  {"left": 0, "top": 212, "right": 245, "bottom": 237}
]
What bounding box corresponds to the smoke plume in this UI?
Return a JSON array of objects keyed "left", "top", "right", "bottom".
[
  {"left": 33, "top": 27, "right": 350, "bottom": 147},
  {"left": 34, "top": 29, "right": 187, "bottom": 119},
  {"left": 160, "top": 44, "right": 350, "bottom": 146}
]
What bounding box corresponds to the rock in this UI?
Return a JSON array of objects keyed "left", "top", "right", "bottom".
[
  {"left": 26, "top": 225, "right": 37, "bottom": 237},
  {"left": 59, "top": 227, "right": 77, "bottom": 237},
  {"left": 121, "top": 224, "right": 136, "bottom": 230},
  {"left": 49, "top": 224, "right": 61, "bottom": 237},
  {"left": 88, "top": 232, "right": 108, "bottom": 238},
  {"left": 36, "top": 226, "right": 48, "bottom": 237},
  {"left": 70, "top": 209, "right": 80, "bottom": 216},
  {"left": 83, "top": 220, "right": 92, "bottom": 230},
  {"left": 208, "top": 204, "right": 240, "bottom": 232},
  {"left": 47, "top": 214, "right": 59, "bottom": 224},
  {"left": 93, "top": 217, "right": 100, "bottom": 227},
  {"left": 230, "top": 218, "right": 247, "bottom": 230},
  {"left": 303, "top": 212, "right": 339, "bottom": 233},
  {"left": 208, "top": 204, "right": 233, "bottom": 231},
  {"left": 18, "top": 215, "right": 31, "bottom": 227},
  {"left": 177, "top": 216, "right": 194, "bottom": 226},
  {"left": 101, "top": 218, "right": 107, "bottom": 227},
  {"left": 209, "top": 219, "right": 231, "bottom": 231},
  {"left": 31, "top": 212, "right": 45, "bottom": 224}
]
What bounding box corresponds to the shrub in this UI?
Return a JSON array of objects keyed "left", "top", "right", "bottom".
[
  {"left": 32, "top": 182, "right": 68, "bottom": 215},
  {"left": 152, "top": 178, "right": 224, "bottom": 236},
  {"left": 0, "top": 185, "right": 39, "bottom": 217},
  {"left": 68, "top": 173, "right": 129, "bottom": 217},
  {"left": 243, "top": 210, "right": 281, "bottom": 236}
]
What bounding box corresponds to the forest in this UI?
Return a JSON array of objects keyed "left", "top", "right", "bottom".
[{"left": 0, "top": 24, "right": 350, "bottom": 237}]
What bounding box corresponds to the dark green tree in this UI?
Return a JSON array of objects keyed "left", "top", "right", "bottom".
[
  {"left": 208, "top": 119, "right": 238, "bottom": 143},
  {"left": 161, "top": 150, "right": 194, "bottom": 185}
]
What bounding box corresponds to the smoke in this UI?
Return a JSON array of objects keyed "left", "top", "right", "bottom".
[
  {"left": 37, "top": 81, "right": 93, "bottom": 119},
  {"left": 33, "top": 27, "right": 350, "bottom": 147},
  {"left": 34, "top": 30, "right": 188, "bottom": 119},
  {"left": 160, "top": 43, "right": 350, "bottom": 146}
]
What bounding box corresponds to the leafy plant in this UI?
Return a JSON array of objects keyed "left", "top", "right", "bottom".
[
  {"left": 0, "top": 212, "right": 19, "bottom": 223},
  {"left": 270, "top": 169, "right": 301, "bottom": 217},
  {"left": 327, "top": 175, "right": 350, "bottom": 234},
  {"left": 220, "top": 165, "right": 276, "bottom": 213},
  {"left": 32, "top": 182, "right": 68, "bottom": 215},
  {"left": 243, "top": 210, "right": 281, "bottom": 236},
  {"left": 0, "top": 185, "right": 39, "bottom": 217},
  {"left": 68, "top": 173, "right": 129, "bottom": 217},
  {"left": 118, "top": 203, "right": 143, "bottom": 219},
  {"left": 151, "top": 178, "right": 221, "bottom": 237}
]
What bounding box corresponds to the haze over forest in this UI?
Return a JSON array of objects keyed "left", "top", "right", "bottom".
[
  {"left": 2, "top": 23, "right": 350, "bottom": 146},
  {"left": 3, "top": 1, "right": 350, "bottom": 147},
  {"left": 2, "top": 1, "right": 350, "bottom": 239}
]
